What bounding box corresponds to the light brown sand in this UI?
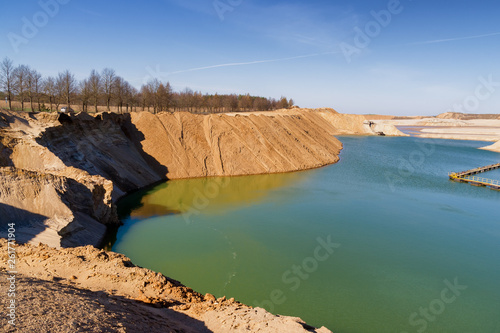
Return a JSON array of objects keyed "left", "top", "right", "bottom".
[{"left": 371, "top": 117, "right": 500, "bottom": 144}]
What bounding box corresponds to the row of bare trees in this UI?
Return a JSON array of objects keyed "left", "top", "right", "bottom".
[
  {"left": 0, "top": 58, "right": 294, "bottom": 114},
  {"left": 140, "top": 83, "right": 294, "bottom": 114}
]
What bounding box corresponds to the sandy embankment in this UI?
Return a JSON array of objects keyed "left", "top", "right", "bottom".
[
  {"left": 480, "top": 140, "right": 500, "bottom": 153},
  {"left": 369, "top": 117, "right": 500, "bottom": 152},
  {"left": 0, "top": 108, "right": 405, "bottom": 332}
]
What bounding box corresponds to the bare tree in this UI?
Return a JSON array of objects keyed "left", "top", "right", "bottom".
[
  {"left": 88, "top": 70, "right": 102, "bottom": 113},
  {"left": 101, "top": 68, "right": 116, "bottom": 111},
  {"left": 146, "top": 79, "right": 160, "bottom": 114},
  {"left": 13, "top": 65, "right": 30, "bottom": 110},
  {"left": 157, "top": 83, "right": 168, "bottom": 112},
  {"left": 201, "top": 94, "right": 210, "bottom": 113},
  {"left": 277, "top": 96, "right": 290, "bottom": 109},
  {"left": 239, "top": 94, "right": 252, "bottom": 112},
  {"left": 26, "top": 67, "right": 35, "bottom": 111},
  {"left": 224, "top": 94, "right": 239, "bottom": 112},
  {"left": 140, "top": 85, "right": 151, "bottom": 111},
  {"left": 5, "top": 58, "right": 295, "bottom": 115},
  {"left": 192, "top": 91, "right": 203, "bottom": 113},
  {"left": 164, "top": 82, "right": 173, "bottom": 111},
  {"left": 79, "top": 79, "right": 91, "bottom": 112},
  {"left": 43, "top": 76, "right": 57, "bottom": 111},
  {"left": 54, "top": 78, "right": 65, "bottom": 111},
  {"left": 209, "top": 93, "right": 221, "bottom": 113},
  {"left": 26, "top": 68, "right": 42, "bottom": 111},
  {"left": 113, "top": 76, "right": 126, "bottom": 114},
  {"left": 114, "top": 77, "right": 137, "bottom": 114},
  {"left": 124, "top": 83, "right": 137, "bottom": 113},
  {"left": 269, "top": 97, "right": 278, "bottom": 110},
  {"left": 0, "top": 58, "right": 15, "bottom": 110},
  {"left": 57, "top": 70, "right": 77, "bottom": 108},
  {"left": 253, "top": 97, "right": 271, "bottom": 111},
  {"left": 180, "top": 88, "right": 194, "bottom": 112},
  {"left": 33, "top": 71, "right": 43, "bottom": 111}
]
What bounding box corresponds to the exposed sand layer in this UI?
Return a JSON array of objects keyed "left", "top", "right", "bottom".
[
  {"left": 366, "top": 115, "right": 500, "bottom": 154},
  {"left": 129, "top": 109, "right": 343, "bottom": 179},
  {"left": 129, "top": 108, "right": 405, "bottom": 179},
  {"left": 371, "top": 117, "right": 500, "bottom": 142},
  {"left": 0, "top": 239, "right": 331, "bottom": 333},
  {"left": 436, "top": 112, "right": 500, "bottom": 120},
  {"left": 0, "top": 168, "right": 116, "bottom": 248}
]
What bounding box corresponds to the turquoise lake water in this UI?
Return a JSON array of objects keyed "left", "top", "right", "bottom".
[{"left": 112, "top": 137, "right": 500, "bottom": 332}]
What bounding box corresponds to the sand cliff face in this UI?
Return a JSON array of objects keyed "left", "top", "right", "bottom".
[
  {"left": 129, "top": 108, "right": 406, "bottom": 179},
  {"left": 130, "top": 110, "right": 343, "bottom": 179},
  {"left": 0, "top": 108, "right": 402, "bottom": 247},
  {"left": 0, "top": 111, "right": 166, "bottom": 247},
  {"left": 0, "top": 168, "right": 115, "bottom": 248}
]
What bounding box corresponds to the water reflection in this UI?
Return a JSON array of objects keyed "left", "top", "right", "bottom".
[
  {"left": 119, "top": 172, "right": 308, "bottom": 220},
  {"left": 113, "top": 137, "right": 500, "bottom": 332}
]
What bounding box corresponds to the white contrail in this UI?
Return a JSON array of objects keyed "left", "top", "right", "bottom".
[
  {"left": 167, "top": 51, "right": 339, "bottom": 75},
  {"left": 408, "top": 32, "right": 500, "bottom": 45}
]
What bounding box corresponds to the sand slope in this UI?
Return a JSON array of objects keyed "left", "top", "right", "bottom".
[
  {"left": 480, "top": 140, "right": 500, "bottom": 153},
  {"left": 129, "top": 110, "right": 343, "bottom": 179}
]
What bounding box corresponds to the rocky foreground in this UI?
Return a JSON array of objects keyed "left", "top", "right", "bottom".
[{"left": 0, "top": 108, "right": 404, "bottom": 332}]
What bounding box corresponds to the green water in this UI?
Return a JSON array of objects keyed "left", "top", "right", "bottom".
[{"left": 113, "top": 137, "right": 500, "bottom": 333}]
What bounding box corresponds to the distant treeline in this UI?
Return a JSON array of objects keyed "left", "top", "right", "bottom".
[{"left": 0, "top": 57, "right": 294, "bottom": 114}]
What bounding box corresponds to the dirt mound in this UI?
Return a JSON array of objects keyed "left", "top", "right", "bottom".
[{"left": 130, "top": 110, "right": 343, "bottom": 179}]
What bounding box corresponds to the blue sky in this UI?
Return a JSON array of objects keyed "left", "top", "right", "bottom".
[{"left": 1, "top": 0, "right": 500, "bottom": 115}]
